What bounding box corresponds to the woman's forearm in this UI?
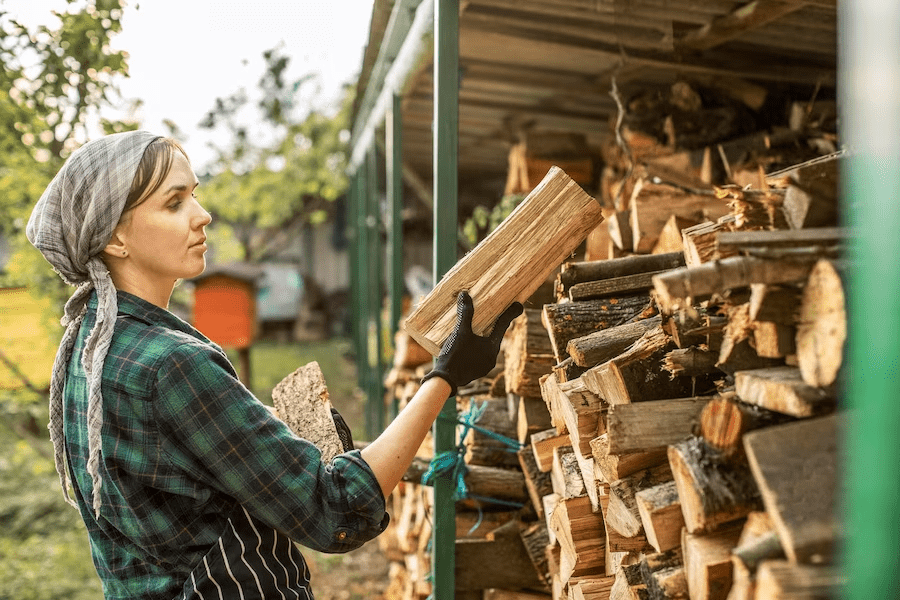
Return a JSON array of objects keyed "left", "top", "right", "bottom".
[{"left": 360, "top": 376, "right": 452, "bottom": 498}]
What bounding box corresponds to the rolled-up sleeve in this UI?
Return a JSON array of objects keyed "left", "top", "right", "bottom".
[{"left": 152, "top": 342, "right": 388, "bottom": 553}]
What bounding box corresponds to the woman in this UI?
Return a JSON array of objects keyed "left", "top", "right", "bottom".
[{"left": 26, "top": 130, "right": 522, "bottom": 599}]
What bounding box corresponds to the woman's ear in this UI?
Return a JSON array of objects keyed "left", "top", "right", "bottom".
[{"left": 103, "top": 229, "right": 128, "bottom": 260}]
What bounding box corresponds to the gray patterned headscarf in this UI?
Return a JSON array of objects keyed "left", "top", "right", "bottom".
[{"left": 26, "top": 130, "right": 161, "bottom": 517}]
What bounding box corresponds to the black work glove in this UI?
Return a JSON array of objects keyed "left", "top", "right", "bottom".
[
  {"left": 330, "top": 407, "right": 355, "bottom": 452},
  {"left": 421, "top": 291, "right": 523, "bottom": 397}
]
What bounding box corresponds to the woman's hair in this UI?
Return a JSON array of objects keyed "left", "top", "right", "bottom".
[{"left": 124, "top": 137, "right": 190, "bottom": 212}]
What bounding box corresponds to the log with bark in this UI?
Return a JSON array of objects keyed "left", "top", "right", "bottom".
[
  {"left": 606, "top": 397, "right": 710, "bottom": 454},
  {"left": 592, "top": 433, "right": 669, "bottom": 484},
  {"left": 405, "top": 167, "right": 604, "bottom": 356},
  {"left": 698, "top": 394, "right": 795, "bottom": 456},
  {"left": 558, "top": 253, "right": 686, "bottom": 299},
  {"left": 796, "top": 259, "right": 846, "bottom": 389},
  {"left": 635, "top": 480, "right": 685, "bottom": 553},
  {"left": 681, "top": 523, "right": 744, "bottom": 600},
  {"left": 568, "top": 316, "right": 662, "bottom": 368},
  {"left": 506, "top": 309, "right": 557, "bottom": 398},
  {"left": 734, "top": 366, "right": 835, "bottom": 418}
]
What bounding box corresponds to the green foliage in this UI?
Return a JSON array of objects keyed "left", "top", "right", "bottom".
[
  {"left": 461, "top": 193, "right": 527, "bottom": 246},
  {"left": 198, "top": 46, "right": 353, "bottom": 261}
]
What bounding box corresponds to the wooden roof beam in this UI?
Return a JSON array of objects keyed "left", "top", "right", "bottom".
[{"left": 676, "top": 0, "right": 809, "bottom": 52}]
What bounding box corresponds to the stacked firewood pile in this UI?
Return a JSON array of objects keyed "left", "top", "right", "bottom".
[{"left": 377, "top": 83, "right": 845, "bottom": 600}]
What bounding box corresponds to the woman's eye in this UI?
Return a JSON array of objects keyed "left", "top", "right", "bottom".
[{"left": 168, "top": 200, "right": 182, "bottom": 211}]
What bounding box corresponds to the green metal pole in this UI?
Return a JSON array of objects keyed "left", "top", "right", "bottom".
[
  {"left": 355, "top": 166, "right": 370, "bottom": 399},
  {"left": 387, "top": 92, "right": 404, "bottom": 419},
  {"left": 840, "top": 1, "right": 900, "bottom": 596},
  {"left": 367, "top": 141, "right": 385, "bottom": 439},
  {"left": 432, "top": 0, "right": 459, "bottom": 598}
]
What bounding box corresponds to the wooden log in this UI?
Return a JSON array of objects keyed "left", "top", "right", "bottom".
[
  {"left": 569, "top": 272, "right": 661, "bottom": 302},
  {"left": 506, "top": 309, "right": 557, "bottom": 397},
  {"left": 668, "top": 437, "right": 763, "bottom": 534},
  {"left": 393, "top": 325, "right": 433, "bottom": 368},
  {"left": 627, "top": 180, "right": 729, "bottom": 254},
  {"left": 403, "top": 456, "right": 528, "bottom": 504},
  {"left": 405, "top": 167, "right": 604, "bottom": 356},
  {"left": 663, "top": 347, "right": 720, "bottom": 378},
  {"left": 519, "top": 521, "right": 554, "bottom": 587},
  {"left": 542, "top": 493, "right": 560, "bottom": 546},
  {"left": 635, "top": 481, "right": 685, "bottom": 553},
  {"left": 714, "top": 228, "right": 845, "bottom": 258},
  {"left": 558, "top": 253, "right": 686, "bottom": 294},
  {"left": 681, "top": 217, "right": 739, "bottom": 269},
  {"left": 518, "top": 446, "right": 553, "bottom": 519},
  {"left": 652, "top": 256, "right": 818, "bottom": 314},
  {"left": 734, "top": 367, "right": 835, "bottom": 418},
  {"left": 484, "top": 589, "right": 552, "bottom": 600},
  {"left": 551, "top": 446, "right": 586, "bottom": 500},
  {"left": 518, "top": 394, "right": 554, "bottom": 444},
  {"left": 611, "top": 563, "right": 648, "bottom": 600},
  {"left": 271, "top": 361, "right": 345, "bottom": 462},
  {"left": 796, "top": 259, "right": 846, "bottom": 389},
  {"left": 582, "top": 327, "right": 718, "bottom": 405},
  {"left": 550, "top": 495, "right": 607, "bottom": 584},
  {"left": 661, "top": 312, "right": 709, "bottom": 349},
  {"left": 606, "top": 463, "right": 673, "bottom": 540},
  {"left": 781, "top": 160, "right": 840, "bottom": 230},
  {"left": 542, "top": 296, "right": 653, "bottom": 364},
  {"left": 606, "top": 397, "right": 710, "bottom": 454},
  {"left": 653, "top": 214, "right": 697, "bottom": 255},
  {"left": 609, "top": 209, "right": 634, "bottom": 251},
  {"left": 531, "top": 428, "right": 570, "bottom": 473},
  {"left": 726, "top": 512, "right": 785, "bottom": 600},
  {"left": 698, "top": 395, "right": 795, "bottom": 456},
  {"left": 747, "top": 284, "right": 801, "bottom": 324},
  {"left": 592, "top": 434, "right": 668, "bottom": 483},
  {"left": 544, "top": 375, "right": 603, "bottom": 458},
  {"left": 567, "top": 316, "right": 662, "bottom": 368},
  {"left": 455, "top": 531, "right": 546, "bottom": 592},
  {"left": 463, "top": 397, "right": 521, "bottom": 469},
  {"left": 751, "top": 322, "right": 795, "bottom": 359},
  {"left": 743, "top": 414, "right": 841, "bottom": 564},
  {"left": 753, "top": 560, "right": 845, "bottom": 600},
  {"left": 640, "top": 548, "right": 689, "bottom": 600},
  {"left": 682, "top": 523, "right": 743, "bottom": 600},
  {"left": 569, "top": 577, "right": 616, "bottom": 600}
]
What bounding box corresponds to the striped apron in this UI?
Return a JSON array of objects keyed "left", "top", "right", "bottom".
[{"left": 176, "top": 505, "right": 314, "bottom": 600}]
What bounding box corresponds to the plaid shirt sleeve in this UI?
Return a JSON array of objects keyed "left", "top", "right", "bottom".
[{"left": 152, "top": 340, "right": 388, "bottom": 553}]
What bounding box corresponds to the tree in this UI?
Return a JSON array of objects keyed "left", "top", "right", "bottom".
[{"left": 197, "top": 46, "right": 353, "bottom": 262}]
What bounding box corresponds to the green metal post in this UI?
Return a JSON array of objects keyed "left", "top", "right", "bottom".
[
  {"left": 840, "top": 1, "right": 900, "bottom": 596},
  {"left": 355, "top": 166, "right": 371, "bottom": 397},
  {"left": 367, "top": 141, "right": 385, "bottom": 439},
  {"left": 387, "top": 92, "right": 404, "bottom": 419},
  {"left": 432, "top": 0, "right": 459, "bottom": 598}
]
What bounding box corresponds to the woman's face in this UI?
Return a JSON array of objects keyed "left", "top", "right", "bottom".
[{"left": 115, "top": 151, "right": 211, "bottom": 288}]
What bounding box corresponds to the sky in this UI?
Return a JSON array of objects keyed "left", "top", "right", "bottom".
[{"left": 3, "top": 0, "right": 375, "bottom": 169}]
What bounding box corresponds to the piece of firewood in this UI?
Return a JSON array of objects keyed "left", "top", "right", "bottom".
[
  {"left": 484, "top": 589, "right": 552, "bottom": 600},
  {"left": 636, "top": 481, "right": 685, "bottom": 553},
  {"left": 531, "top": 428, "right": 570, "bottom": 472},
  {"left": 462, "top": 396, "right": 520, "bottom": 469},
  {"left": 606, "top": 397, "right": 710, "bottom": 454},
  {"left": 734, "top": 366, "right": 835, "bottom": 418},
  {"left": 582, "top": 326, "right": 718, "bottom": 405},
  {"left": 567, "top": 316, "right": 662, "bottom": 368},
  {"left": 551, "top": 446, "right": 585, "bottom": 500},
  {"left": 796, "top": 259, "right": 846, "bottom": 389},
  {"left": 506, "top": 309, "right": 556, "bottom": 397},
  {"left": 751, "top": 321, "right": 795, "bottom": 359},
  {"left": 609, "top": 209, "right": 634, "bottom": 251},
  {"left": 550, "top": 494, "right": 607, "bottom": 584},
  {"left": 653, "top": 214, "right": 698, "bottom": 255},
  {"left": 519, "top": 521, "right": 554, "bottom": 588},
  {"left": 592, "top": 433, "right": 668, "bottom": 483},
  {"left": 543, "top": 296, "right": 652, "bottom": 364},
  {"left": 569, "top": 272, "right": 663, "bottom": 302},
  {"left": 403, "top": 456, "right": 527, "bottom": 504},
  {"left": 652, "top": 255, "right": 819, "bottom": 314},
  {"left": 606, "top": 463, "right": 673, "bottom": 540},
  {"left": 668, "top": 437, "right": 763, "bottom": 534},
  {"left": 727, "top": 512, "right": 785, "bottom": 600},
  {"left": 714, "top": 227, "right": 845, "bottom": 258},
  {"left": 543, "top": 374, "right": 603, "bottom": 457},
  {"left": 611, "top": 563, "right": 647, "bottom": 600},
  {"left": 570, "top": 576, "right": 616, "bottom": 600},
  {"left": 640, "top": 548, "right": 689, "bottom": 600},
  {"left": 698, "top": 394, "right": 794, "bottom": 456},
  {"left": 747, "top": 283, "right": 801, "bottom": 324},
  {"left": 742, "top": 414, "right": 841, "bottom": 564},
  {"left": 404, "top": 167, "right": 604, "bottom": 356},
  {"left": 455, "top": 532, "right": 546, "bottom": 592},
  {"left": 663, "top": 347, "right": 720, "bottom": 378},
  {"left": 518, "top": 394, "right": 554, "bottom": 444},
  {"left": 272, "top": 361, "right": 345, "bottom": 462},
  {"left": 753, "top": 560, "right": 845, "bottom": 600},
  {"left": 682, "top": 523, "right": 744, "bottom": 600},
  {"left": 681, "top": 216, "right": 740, "bottom": 269},
  {"left": 518, "top": 446, "right": 553, "bottom": 519},
  {"left": 558, "top": 253, "right": 686, "bottom": 296}
]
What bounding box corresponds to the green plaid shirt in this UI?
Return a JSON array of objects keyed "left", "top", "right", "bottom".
[{"left": 64, "top": 291, "right": 387, "bottom": 599}]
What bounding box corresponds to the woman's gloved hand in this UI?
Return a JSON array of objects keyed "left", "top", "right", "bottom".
[
  {"left": 330, "top": 407, "right": 355, "bottom": 452},
  {"left": 421, "top": 291, "right": 524, "bottom": 397}
]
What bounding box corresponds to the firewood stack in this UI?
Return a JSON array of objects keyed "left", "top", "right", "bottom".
[{"left": 377, "top": 86, "right": 846, "bottom": 599}]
